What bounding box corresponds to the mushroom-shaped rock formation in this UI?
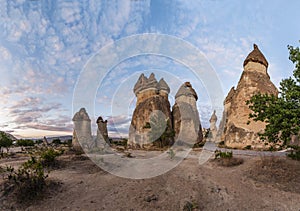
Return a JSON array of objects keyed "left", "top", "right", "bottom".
[
  {"left": 129, "top": 73, "right": 174, "bottom": 149},
  {"left": 96, "top": 116, "right": 109, "bottom": 145},
  {"left": 172, "top": 82, "right": 203, "bottom": 145},
  {"left": 220, "top": 44, "right": 278, "bottom": 149},
  {"left": 175, "top": 82, "right": 198, "bottom": 101},
  {"left": 72, "top": 108, "right": 93, "bottom": 150},
  {"left": 243, "top": 44, "right": 268, "bottom": 68}
]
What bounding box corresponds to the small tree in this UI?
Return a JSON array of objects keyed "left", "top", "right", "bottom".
[
  {"left": 17, "top": 139, "right": 35, "bottom": 147},
  {"left": 247, "top": 42, "right": 300, "bottom": 146},
  {"left": 0, "top": 131, "right": 13, "bottom": 154},
  {"left": 52, "top": 138, "right": 61, "bottom": 145}
]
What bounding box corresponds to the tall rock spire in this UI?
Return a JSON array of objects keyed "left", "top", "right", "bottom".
[
  {"left": 129, "top": 73, "right": 173, "bottom": 149},
  {"left": 172, "top": 82, "right": 203, "bottom": 144},
  {"left": 220, "top": 44, "right": 278, "bottom": 149}
]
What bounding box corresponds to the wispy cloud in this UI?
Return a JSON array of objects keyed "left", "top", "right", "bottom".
[{"left": 0, "top": 0, "right": 298, "bottom": 137}]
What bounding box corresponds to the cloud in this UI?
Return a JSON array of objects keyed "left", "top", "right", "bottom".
[
  {"left": 0, "top": 0, "right": 294, "bottom": 138},
  {"left": 24, "top": 124, "right": 72, "bottom": 132},
  {"left": 6, "top": 95, "right": 71, "bottom": 134},
  {"left": 106, "top": 115, "right": 132, "bottom": 136}
]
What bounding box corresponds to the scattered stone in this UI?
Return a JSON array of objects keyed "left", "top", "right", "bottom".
[{"left": 145, "top": 194, "right": 158, "bottom": 202}]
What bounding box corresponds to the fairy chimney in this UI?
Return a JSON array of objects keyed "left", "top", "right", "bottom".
[
  {"left": 220, "top": 44, "right": 278, "bottom": 149},
  {"left": 172, "top": 82, "right": 203, "bottom": 145}
]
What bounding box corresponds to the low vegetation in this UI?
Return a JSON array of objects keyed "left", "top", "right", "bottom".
[
  {"left": 16, "top": 139, "right": 35, "bottom": 147},
  {"left": 5, "top": 156, "right": 48, "bottom": 201},
  {"left": 287, "top": 145, "right": 300, "bottom": 160},
  {"left": 40, "top": 148, "right": 64, "bottom": 167},
  {"left": 2, "top": 147, "right": 63, "bottom": 201},
  {"left": 214, "top": 150, "right": 243, "bottom": 167}
]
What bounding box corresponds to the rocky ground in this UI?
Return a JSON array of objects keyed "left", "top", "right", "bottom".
[{"left": 0, "top": 150, "right": 300, "bottom": 211}]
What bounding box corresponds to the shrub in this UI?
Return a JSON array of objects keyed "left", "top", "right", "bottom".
[
  {"left": 5, "top": 156, "right": 48, "bottom": 201},
  {"left": 204, "top": 128, "right": 211, "bottom": 138},
  {"left": 214, "top": 150, "right": 243, "bottom": 167},
  {"left": 167, "top": 149, "right": 175, "bottom": 159},
  {"left": 193, "top": 141, "right": 205, "bottom": 148},
  {"left": 17, "top": 139, "right": 35, "bottom": 147},
  {"left": 0, "top": 131, "right": 13, "bottom": 154},
  {"left": 218, "top": 141, "right": 225, "bottom": 147},
  {"left": 287, "top": 145, "right": 300, "bottom": 160},
  {"left": 183, "top": 201, "right": 199, "bottom": 211},
  {"left": 244, "top": 145, "right": 252, "bottom": 150},
  {"left": 40, "top": 148, "right": 63, "bottom": 167},
  {"left": 215, "top": 150, "right": 233, "bottom": 159},
  {"left": 66, "top": 139, "right": 72, "bottom": 147},
  {"left": 268, "top": 145, "right": 275, "bottom": 151},
  {"left": 52, "top": 138, "right": 61, "bottom": 145}
]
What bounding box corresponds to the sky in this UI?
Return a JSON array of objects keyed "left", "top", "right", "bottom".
[{"left": 0, "top": 0, "right": 300, "bottom": 138}]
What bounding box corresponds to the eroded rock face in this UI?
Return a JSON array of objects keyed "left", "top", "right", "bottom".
[
  {"left": 72, "top": 108, "right": 93, "bottom": 150},
  {"left": 129, "top": 73, "right": 173, "bottom": 148},
  {"left": 220, "top": 44, "right": 278, "bottom": 149},
  {"left": 209, "top": 110, "right": 218, "bottom": 142},
  {"left": 172, "top": 82, "right": 203, "bottom": 145},
  {"left": 96, "top": 116, "right": 108, "bottom": 146}
]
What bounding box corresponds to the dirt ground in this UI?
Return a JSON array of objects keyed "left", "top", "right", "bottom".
[{"left": 0, "top": 150, "right": 300, "bottom": 211}]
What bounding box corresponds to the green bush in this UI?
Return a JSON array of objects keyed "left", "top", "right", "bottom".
[
  {"left": 183, "top": 201, "right": 199, "bottom": 211},
  {"left": 17, "top": 139, "right": 35, "bottom": 147},
  {"left": 214, "top": 150, "right": 243, "bottom": 167},
  {"left": 40, "top": 148, "right": 63, "bottom": 167},
  {"left": 215, "top": 150, "right": 233, "bottom": 159},
  {"left": 5, "top": 156, "right": 47, "bottom": 200},
  {"left": 0, "top": 131, "right": 13, "bottom": 154},
  {"left": 52, "top": 138, "right": 61, "bottom": 145},
  {"left": 287, "top": 145, "right": 300, "bottom": 160},
  {"left": 244, "top": 145, "right": 252, "bottom": 150},
  {"left": 193, "top": 142, "right": 205, "bottom": 148},
  {"left": 218, "top": 141, "right": 225, "bottom": 147},
  {"left": 66, "top": 139, "right": 72, "bottom": 147},
  {"left": 268, "top": 145, "right": 275, "bottom": 151}
]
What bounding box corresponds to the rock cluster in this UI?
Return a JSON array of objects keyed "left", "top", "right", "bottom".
[
  {"left": 129, "top": 73, "right": 203, "bottom": 148},
  {"left": 220, "top": 44, "right": 278, "bottom": 149},
  {"left": 72, "top": 108, "right": 108, "bottom": 150}
]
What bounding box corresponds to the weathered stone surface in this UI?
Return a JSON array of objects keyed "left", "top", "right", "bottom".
[
  {"left": 220, "top": 44, "right": 278, "bottom": 149},
  {"left": 72, "top": 108, "right": 93, "bottom": 150},
  {"left": 172, "top": 82, "right": 203, "bottom": 145},
  {"left": 209, "top": 110, "right": 218, "bottom": 142},
  {"left": 96, "top": 116, "right": 109, "bottom": 146},
  {"left": 129, "top": 73, "right": 173, "bottom": 148}
]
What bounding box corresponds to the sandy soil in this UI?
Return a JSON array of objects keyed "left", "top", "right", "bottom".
[{"left": 1, "top": 150, "right": 300, "bottom": 211}]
